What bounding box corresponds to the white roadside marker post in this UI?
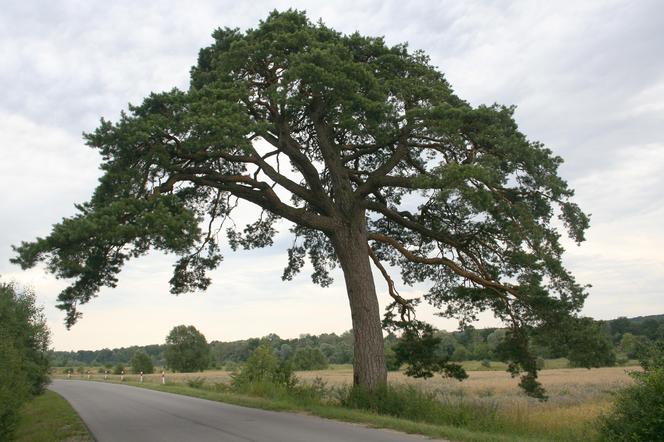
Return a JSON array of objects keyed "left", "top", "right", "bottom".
[
  {"left": 121, "top": 370, "right": 124, "bottom": 382},
  {"left": 67, "top": 370, "right": 71, "bottom": 380},
  {"left": 104, "top": 370, "right": 108, "bottom": 381},
  {"left": 140, "top": 371, "right": 144, "bottom": 383},
  {"left": 87, "top": 370, "right": 90, "bottom": 380},
  {"left": 161, "top": 370, "right": 165, "bottom": 385}
]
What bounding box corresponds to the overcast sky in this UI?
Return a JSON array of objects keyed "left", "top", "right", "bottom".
[{"left": 1, "top": 0, "right": 662, "bottom": 351}]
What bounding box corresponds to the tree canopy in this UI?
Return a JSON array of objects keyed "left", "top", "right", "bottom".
[
  {"left": 12, "top": 10, "right": 590, "bottom": 395},
  {"left": 164, "top": 325, "right": 209, "bottom": 372},
  {"left": 131, "top": 351, "right": 154, "bottom": 374}
]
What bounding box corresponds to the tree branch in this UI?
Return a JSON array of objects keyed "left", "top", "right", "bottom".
[
  {"left": 368, "top": 246, "right": 415, "bottom": 321},
  {"left": 160, "top": 172, "right": 339, "bottom": 232},
  {"left": 368, "top": 232, "right": 518, "bottom": 301}
]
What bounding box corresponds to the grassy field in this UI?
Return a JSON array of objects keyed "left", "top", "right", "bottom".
[
  {"left": 14, "top": 390, "right": 92, "bottom": 442},
  {"left": 52, "top": 362, "right": 637, "bottom": 441}
]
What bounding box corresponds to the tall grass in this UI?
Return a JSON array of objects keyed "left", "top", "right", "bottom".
[{"left": 340, "top": 383, "right": 500, "bottom": 430}]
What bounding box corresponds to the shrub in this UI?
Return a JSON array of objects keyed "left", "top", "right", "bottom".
[
  {"left": 0, "top": 337, "right": 30, "bottom": 440},
  {"left": 112, "top": 364, "right": 125, "bottom": 375},
  {"left": 186, "top": 377, "right": 206, "bottom": 389},
  {"left": 599, "top": 341, "right": 664, "bottom": 441},
  {"left": 481, "top": 359, "right": 492, "bottom": 368},
  {"left": 384, "top": 346, "right": 401, "bottom": 371},
  {"left": 131, "top": 351, "right": 154, "bottom": 374},
  {"left": 0, "top": 283, "right": 50, "bottom": 440},
  {"left": 292, "top": 347, "right": 328, "bottom": 370},
  {"left": 223, "top": 361, "right": 239, "bottom": 372},
  {"left": 615, "top": 355, "right": 629, "bottom": 366},
  {"left": 231, "top": 342, "right": 296, "bottom": 390},
  {"left": 213, "top": 382, "right": 230, "bottom": 392}
]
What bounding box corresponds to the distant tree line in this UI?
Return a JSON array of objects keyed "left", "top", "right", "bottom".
[{"left": 50, "top": 314, "right": 664, "bottom": 371}]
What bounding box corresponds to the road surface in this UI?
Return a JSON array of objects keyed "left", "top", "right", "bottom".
[{"left": 50, "top": 380, "right": 444, "bottom": 442}]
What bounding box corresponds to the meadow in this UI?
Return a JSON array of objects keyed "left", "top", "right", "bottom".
[{"left": 53, "top": 361, "right": 638, "bottom": 441}]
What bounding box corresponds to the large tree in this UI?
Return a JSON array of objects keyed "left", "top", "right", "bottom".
[
  {"left": 13, "top": 10, "right": 590, "bottom": 394},
  {"left": 164, "top": 325, "right": 210, "bottom": 372}
]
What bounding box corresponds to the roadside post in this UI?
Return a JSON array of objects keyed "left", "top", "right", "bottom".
[
  {"left": 121, "top": 370, "right": 124, "bottom": 382},
  {"left": 67, "top": 370, "right": 71, "bottom": 380},
  {"left": 104, "top": 370, "right": 108, "bottom": 380},
  {"left": 140, "top": 371, "right": 144, "bottom": 383},
  {"left": 87, "top": 370, "right": 90, "bottom": 380},
  {"left": 161, "top": 370, "right": 165, "bottom": 385}
]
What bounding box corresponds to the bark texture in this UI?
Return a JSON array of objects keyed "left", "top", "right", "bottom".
[{"left": 332, "top": 216, "right": 388, "bottom": 389}]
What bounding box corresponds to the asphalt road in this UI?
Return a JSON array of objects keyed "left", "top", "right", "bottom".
[{"left": 50, "top": 380, "right": 444, "bottom": 442}]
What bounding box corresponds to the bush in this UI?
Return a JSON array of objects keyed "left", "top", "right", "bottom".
[
  {"left": 223, "top": 361, "right": 239, "bottom": 372},
  {"left": 186, "top": 377, "right": 206, "bottom": 389},
  {"left": 232, "top": 342, "right": 296, "bottom": 390},
  {"left": 131, "top": 351, "right": 154, "bottom": 374},
  {"left": 0, "top": 338, "right": 30, "bottom": 440},
  {"left": 112, "top": 364, "right": 125, "bottom": 375},
  {"left": 291, "top": 347, "right": 328, "bottom": 370},
  {"left": 385, "top": 346, "right": 401, "bottom": 371},
  {"left": 600, "top": 341, "right": 664, "bottom": 441},
  {"left": 0, "top": 283, "right": 50, "bottom": 440}
]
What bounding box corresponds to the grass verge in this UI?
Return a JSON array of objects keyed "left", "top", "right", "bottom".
[
  {"left": 96, "top": 379, "right": 597, "bottom": 442},
  {"left": 14, "top": 390, "right": 92, "bottom": 442}
]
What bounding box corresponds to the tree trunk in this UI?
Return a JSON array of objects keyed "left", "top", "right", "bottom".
[{"left": 331, "top": 215, "right": 387, "bottom": 390}]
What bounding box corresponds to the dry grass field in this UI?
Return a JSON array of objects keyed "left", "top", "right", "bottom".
[{"left": 302, "top": 365, "right": 635, "bottom": 437}]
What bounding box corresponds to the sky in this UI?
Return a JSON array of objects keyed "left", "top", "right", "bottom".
[{"left": 1, "top": 0, "right": 662, "bottom": 351}]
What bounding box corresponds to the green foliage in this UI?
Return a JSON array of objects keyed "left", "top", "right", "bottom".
[
  {"left": 0, "top": 282, "right": 50, "bottom": 441},
  {"left": 291, "top": 346, "right": 329, "bottom": 370},
  {"left": 232, "top": 342, "right": 296, "bottom": 390},
  {"left": 600, "top": 341, "right": 664, "bottom": 441},
  {"left": 384, "top": 345, "right": 401, "bottom": 371},
  {"left": 564, "top": 318, "right": 616, "bottom": 368},
  {"left": 14, "top": 9, "right": 592, "bottom": 394},
  {"left": 391, "top": 322, "right": 467, "bottom": 381},
  {"left": 618, "top": 332, "right": 649, "bottom": 359},
  {"left": 165, "top": 325, "right": 209, "bottom": 372},
  {"left": 112, "top": 364, "right": 125, "bottom": 375},
  {"left": 131, "top": 351, "right": 154, "bottom": 374},
  {"left": 0, "top": 337, "right": 29, "bottom": 440}
]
